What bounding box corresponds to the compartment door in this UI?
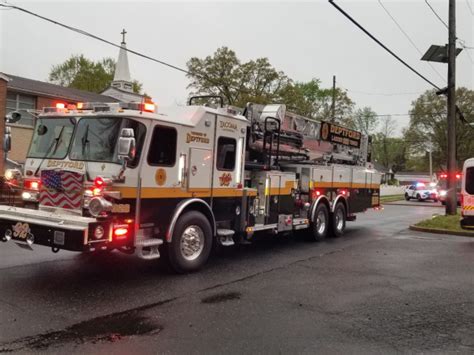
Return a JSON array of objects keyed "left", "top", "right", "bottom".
[{"left": 188, "top": 148, "right": 212, "bottom": 192}]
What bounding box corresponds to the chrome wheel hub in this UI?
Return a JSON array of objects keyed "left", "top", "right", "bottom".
[
  {"left": 335, "top": 209, "right": 344, "bottom": 231},
  {"left": 316, "top": 211, "right": 326, "bottom": 235},
  {"left": 180, "top": 225, "right": 204, "bottom": 261}
]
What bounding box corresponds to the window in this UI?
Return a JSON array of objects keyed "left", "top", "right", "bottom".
[
  {"left": 28, "top": 118, "right": 75, "bottom": 159},
  {"left": 148, "top": 125, "right": 177, "bottom": 166},
  {"left": 216, "top": 137, "right": 236, "bottom": 171},
  {"left": 69, "top": 117, "right": 146, "bottom": 167},
  {"left": 6, "top": 92, "right": 36, "bottom": 126},
  {"left": 466, "top": 167, "right": 474, "bottom": 195}
]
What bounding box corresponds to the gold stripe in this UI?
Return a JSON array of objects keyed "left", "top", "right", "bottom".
[
  {"left": 265, "top": 181, "right": 296, "bottom": 196},
  {"left": 312, "top": 182, "right": 380, "bottom": 189},
  {"left": 115, "top": 187, "right": 257, "bottom": 199}
]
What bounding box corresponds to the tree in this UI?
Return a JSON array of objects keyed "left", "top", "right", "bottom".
[
  {"left": 49, "top": 54, "right": 142, "bottom": 94},
  {"left": 405, "top": 88, "right": 474, "bottom": 170},
  {"left": 372, "top": 115, "right": 407, "bottom": 172},
  {"left": 280, "top": 79, "right": 354, "bottom": 123},
  {"left": 342, "top": 106, "right": 378, "bottom": 136},
  {"left": 186, "top": 47, "right": 290, "bottom": 107}
]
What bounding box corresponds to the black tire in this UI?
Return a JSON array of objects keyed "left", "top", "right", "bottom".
[
  {"left": 330, "top": 202, "right": 346, "bottom": 238},
  {"left": 405, "top": 193, "right": 410, "bottom": 201},
  {"left": 166, "top": 211, "right": 213, "bottom": 273},
  {"left": 308, "top": 203, "right": 329, "bottom": 242}
]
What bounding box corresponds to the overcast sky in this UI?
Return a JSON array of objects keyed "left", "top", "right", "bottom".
[{"left": 1, "top": 0, "right": 473, "bottom": 135}]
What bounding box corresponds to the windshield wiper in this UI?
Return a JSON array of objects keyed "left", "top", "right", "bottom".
[
  {"left": 81, "top": 124, "right": 91, "bottom": 181},
  {"left": 34, "top": 125, "right": 66, "bottom": 177}
]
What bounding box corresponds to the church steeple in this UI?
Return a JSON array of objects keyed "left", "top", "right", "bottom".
[{"left": 111, "top": 29, "right": 133, "bottom": 92}]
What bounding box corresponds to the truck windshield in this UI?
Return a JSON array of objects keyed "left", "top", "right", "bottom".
[
  {"left": 69, "top": 117, "right": 146, "bottom": 165},
  {"left": 28, "top": 118, "right": 75, "bottom": 159}
]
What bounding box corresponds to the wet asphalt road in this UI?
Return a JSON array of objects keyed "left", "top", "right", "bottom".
[{"left": 1, "top": 205, "right": 473, "bottom": 354}]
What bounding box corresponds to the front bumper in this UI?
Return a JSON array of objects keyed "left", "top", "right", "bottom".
[{"left": 0, "top": 205, "right": 99, "bottom": 251}]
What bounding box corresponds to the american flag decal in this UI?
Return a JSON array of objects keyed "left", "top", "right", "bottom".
[{"left": 39, "top": 170, "right": 84, "bottom": 210}]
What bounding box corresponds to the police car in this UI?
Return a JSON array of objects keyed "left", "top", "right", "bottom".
[{"left": 404, "top": 183, "right": 438, "bottom": 202}]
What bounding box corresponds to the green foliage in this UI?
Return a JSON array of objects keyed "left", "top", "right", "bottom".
[
  {"left": 280, "top": 79, "right": 354, "bottom": 123},
  {"left": 371, "top": 115, "right": 407, "bottom": 172},
  {"left": 49, "top": 54, "right": 142, "bottom": 94},
  {"left": 186, "top": 48, "right": 355, "bottom": 123},
  {"left": 415, "top": 212, "right": 471, "bottom": 234},
  {"left": 405, "top": 88, "right": 474, "bottom": 170},
  {"left": 186, "top": 47, "right": 290, "bottom": 107}
]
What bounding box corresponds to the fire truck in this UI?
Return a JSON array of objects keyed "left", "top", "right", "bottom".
[
  {"left": 461, "top": 158, "right": 474, "bottom": 230},
  {"left": 0, "top": 97, "right": 381, "bottom": 273}
]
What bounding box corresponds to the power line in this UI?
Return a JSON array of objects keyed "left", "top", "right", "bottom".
[
  {"left": 328, "top": 0, "right": 442, "bottom": 90},
  {"left": 378, "top": 0, "right": 445, "bottom": 82},
  {"left": 0, "top": 1, "right": 261, "bottom": 103},
  {"left": 346, "top": 89, "right": 424, "bottom": 96},
  {"left": 0, "top": 3, "right": 191, "bottom": 75},
  {"left": 424, "top": 0, "right": 449, "bottom": 30}
]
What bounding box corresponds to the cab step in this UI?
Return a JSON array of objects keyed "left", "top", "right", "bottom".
[
  {"left": 217, "top": 229, "right": 235, "bottom": 246},
  {"left": 136, "top": 238, "right": 163, "bottom": 260}
]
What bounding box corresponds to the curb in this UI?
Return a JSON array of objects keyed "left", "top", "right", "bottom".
[
  {"left": 383, "top": 202, "right": 443, "bottom": 208},
  {"left": 409, "top": 225, "right": 474, "bottom": 237}
]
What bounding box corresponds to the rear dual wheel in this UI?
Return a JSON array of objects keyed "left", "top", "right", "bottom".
[
  {"left": 330, "top": 202, "right": 346, "bottom": 238},
  {"left": 309, "top": 202, "right": 347, "bottom": 241},
  {"left": 309, "top": 204, "right": 329, "bottom": 241}
]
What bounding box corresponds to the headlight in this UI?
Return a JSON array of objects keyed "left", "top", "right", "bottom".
[
  {"left": 4, "top": 169, "right": 21, "bottom": 181},
  {"left": 88, "top": 197, "right": 112, "bottom": 217},
  {"left": 440, "top": 190, "right": 447, "bottom": 197}
]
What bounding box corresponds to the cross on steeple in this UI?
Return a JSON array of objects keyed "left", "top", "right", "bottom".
[{"left": 121, "top": 29, "right": 127, "bottom": 44}]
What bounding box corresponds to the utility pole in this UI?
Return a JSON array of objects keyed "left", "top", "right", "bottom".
[
  {"left": 446, "top": 0, "right": 457, "bottom": 215},
  {"left": 428, "top": 141, "right": 433, "bottom": 182},
  {"left": 331, "top": 75, "right": 336, "bottom": 122}
]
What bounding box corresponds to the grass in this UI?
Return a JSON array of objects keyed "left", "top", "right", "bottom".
[
  {"left": 380, "top": 194, "right": 404, "bottom": 203},
  {"left": 415, "top": 211, "right": 473, "bottom": 235}
]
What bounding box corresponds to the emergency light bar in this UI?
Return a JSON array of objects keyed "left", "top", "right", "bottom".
[{"left": 41, "top": 101, "right": 158, "bottom": 114}]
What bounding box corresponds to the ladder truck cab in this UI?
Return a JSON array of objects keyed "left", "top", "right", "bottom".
[
  {"left": 460, "top": 158, "right": 474, "bottom": 230},
  {"left": 0, "top": 97, "right": 381, "bottom": 273}
]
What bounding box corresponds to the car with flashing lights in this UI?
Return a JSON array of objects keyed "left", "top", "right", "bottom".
[
  {"left": 404, "top": 182, "right": 438, "bottom": 202},
  {"left": 460, "top": 158, "right": 474, "bottom": 230},
  {"left": 436, "top": 172, "right": 462, "bottom": 206}
]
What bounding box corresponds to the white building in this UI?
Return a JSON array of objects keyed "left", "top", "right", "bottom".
[{"left": 101, "top": 29, "right": 145, "bottom": 103}]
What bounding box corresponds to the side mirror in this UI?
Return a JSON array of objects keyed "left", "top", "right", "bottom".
[
  {"left": 117, "top": 128, "right": 136, "bottom": 161},
  {"left": 4, "top": 127, "right": 11, "bottom": 153},
  {"left": 5, "top": 111, "right": 21, "bottom": 124}
]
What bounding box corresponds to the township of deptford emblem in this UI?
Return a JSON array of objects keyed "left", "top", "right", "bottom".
[{"left": 219, "top": 173, "right": 232, "bottom": 187}]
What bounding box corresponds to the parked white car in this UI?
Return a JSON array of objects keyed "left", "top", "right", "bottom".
[{"left": 405, "top": 183, "right": 438, "bottom": 202}]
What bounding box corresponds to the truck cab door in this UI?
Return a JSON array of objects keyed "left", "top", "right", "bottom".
[{"left": 188, "top": 148, "right": 212, "bottom": 193}]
